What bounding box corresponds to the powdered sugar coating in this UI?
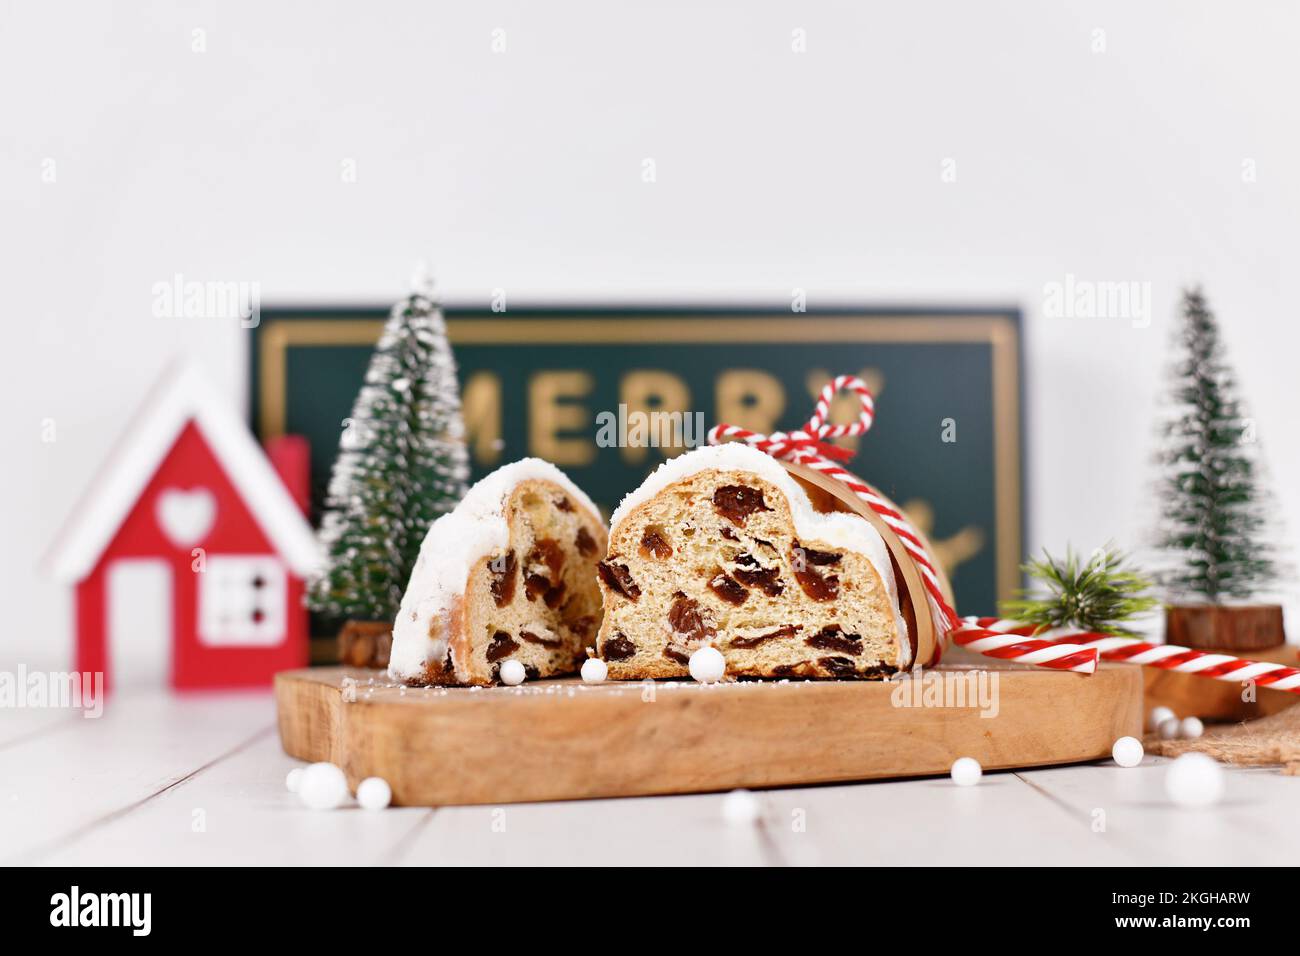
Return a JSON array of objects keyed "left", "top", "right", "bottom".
[
  {"left": 388, "top": 458, "right": 602, "bottom": 682},
  {"left": 610, "top": 444, "right": 909, "bottom": 665}
]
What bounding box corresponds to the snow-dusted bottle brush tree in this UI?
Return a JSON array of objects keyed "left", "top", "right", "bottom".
[
  {"left": 1154, "top": 286, "right": 1284, "bottom": 650},
  {"left": 308, "top": 268, "right": 471, "bottom": 663}
]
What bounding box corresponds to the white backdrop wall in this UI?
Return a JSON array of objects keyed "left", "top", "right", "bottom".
[{"left": 4, "top": 1, "right": 1298, "bottom": 668}]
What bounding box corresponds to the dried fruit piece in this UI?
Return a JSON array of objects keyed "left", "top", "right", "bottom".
[
  {"left": 806, "top": 625, "right": 863, "bottom": 655},
  {"left": 554, "top": 497, "right": 574, "bottom": 512},
  {"left": 543, "top": 582, "right": 566, "bottom": 609},
  {"left": 520, "top": 629, "right": 563, "bottom": 649},
  {"left": 793, "top": 550, "right": 840, "bottom": 601},
  {"left": 575, "top": 527, "right": 598, "bottom": 556},
  {"left": 566, "top": 615, "right": 598, "bottom": 640},
  {"left": 719, "top": 527, "right": 739, "bottom": 541},
  {"left": 489, "top": 551, "right": 517, "bottom": 607},
  {"left": 529, "top": 538, "right": 565, "bottom": 578},
  {"left": 639, "top": 526, "right": 673, "bottom": 559},
  {"left": 603, "top": 634, "right": 637, "bottom": 661},
  {"left": 818, "top": 656, "right": 857, "bottom": 678},
  {"left": 597, "top": 561, "right": 641, "bottom": 601},
  {"left": 805, "top": 547, "right": 842, "bottom": 566},
  {"left": 486, "top": 631, "right": 519, "bottom": 663},
  {"left": 712, "top": 485, "right": 771, "bottom": 525},
  {"left": 794, "top": 541, "right": 842, "bottom": 566},
  {"left": 733, "top": 565, "right": 783, "bottom": 597},
  {"left": 708, "top": 572, "right": 749, "bottom": 606},
  {"left": 663, "top": 644, "right": 690, "bottom": 665},
  {"left": 772, "top": 662, "right": 807, "bottom": 677},
  {"left": 729, "top": 625, "right": 800, "bottom": 649},
  {"left": 524, "top": 573, "right": 550, "bottom": 602},
  {"left": 668, "top": 591, "right": 713, "bottom": 643},
  {"left": 860, "top": 663, "right": 898, "bottom": 679}
]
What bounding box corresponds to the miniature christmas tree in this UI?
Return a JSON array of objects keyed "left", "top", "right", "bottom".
[
  {"left": 308, "top": 268, "right": 471, "bottom": 623},
  {"left": 1156, "top": 287, "right": 1276, "bottom": 601}
]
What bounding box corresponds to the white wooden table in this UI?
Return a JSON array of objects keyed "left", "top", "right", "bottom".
[{"left": 4, "top": 690, "right": 1296, "bottom": 866}]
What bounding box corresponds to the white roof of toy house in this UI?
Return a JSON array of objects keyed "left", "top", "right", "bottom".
[{"left": 47, "top": 364, "right": 321, "bottom": 582}]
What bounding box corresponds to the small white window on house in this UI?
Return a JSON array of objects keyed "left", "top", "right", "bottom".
[{"left": 198, "top": 556, "right": 287, "bottom": 646}]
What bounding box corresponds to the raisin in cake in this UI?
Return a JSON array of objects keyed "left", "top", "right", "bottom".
[
  {"left": 389, "top": 459, "right": 607, "bottom": 686},
  {"left": 594, "top": 443, "right": 908, "bottom": 680}
]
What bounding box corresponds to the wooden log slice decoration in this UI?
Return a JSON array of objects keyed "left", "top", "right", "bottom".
[
  {"left": 782, "top": 461, "right": 951, "bottom": 668},
  {"left": 337, "top": 620, "right": 393, "bottom": 668},
  {"left": 1165, "top": 604, "right": 1286, "bottom": 652}
]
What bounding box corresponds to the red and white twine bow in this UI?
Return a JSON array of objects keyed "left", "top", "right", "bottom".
[{"left": 708, "top": 374, "right": 960, "bottom": 642}]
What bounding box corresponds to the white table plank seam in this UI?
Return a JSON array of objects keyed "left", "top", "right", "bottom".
[
  {"left": 1012, "top": 770, "right": 1094, "bottom": 823},
  {"left": 12, "top": 723, "right": 275, "bottom": 865},
  {"left": 381, "top": 809, "right": 438, "bottom": 865},
  {"left": 0, "top": 715, "right": 80, "bottom": 755},
  {"left": 1011, "top": 767, "right": 1157, "bottom": 863},
  {"left": 1009, "top": 760, "right": 1285, "bottom": 865},
  {"left": 754, "top": 818, "right": 787, "bottom": 866},
  {"left": 1024, "top": 769, "right": 1177, "bottom": 864}
]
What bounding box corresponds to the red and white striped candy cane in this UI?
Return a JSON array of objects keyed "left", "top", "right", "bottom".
[
  {"left": 950, "top": 619, "right": 1099, "bottom": 673},
  {"left": 946, "top": 621, "right": 1097, "bottom": 671},
  {"left": 709, "top": 374, "right": 958, "bottom": 642},
  {"left": 965, "top": 617, "right": 1300, "bottom": 694}
]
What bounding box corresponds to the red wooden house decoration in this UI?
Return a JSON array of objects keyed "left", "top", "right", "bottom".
[{"left": 47, "top": 365, "right": 320, "bottom": 691}]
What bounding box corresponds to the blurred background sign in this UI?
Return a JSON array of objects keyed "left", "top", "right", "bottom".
[{"left": 251, "top": 308, "right": 1022, "bottom": 614}]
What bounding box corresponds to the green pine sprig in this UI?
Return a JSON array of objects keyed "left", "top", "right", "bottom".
[{"left": 999, "top": 545, "right": 1159, "bottom": 637}]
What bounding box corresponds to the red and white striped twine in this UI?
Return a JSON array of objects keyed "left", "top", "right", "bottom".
[
  {"left": 708, "top": 374, "right": 959, "bottom": 642},
  {"left": 960, "top": 617, "right": 1300, "bottom": 693}
]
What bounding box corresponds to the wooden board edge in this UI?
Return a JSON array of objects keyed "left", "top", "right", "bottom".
[
  {"left": 274, "top": 665, "right": 1143, "bottom": 806},
  {"left": 275, "top": 670, "right": 342, "bottom": 764}
]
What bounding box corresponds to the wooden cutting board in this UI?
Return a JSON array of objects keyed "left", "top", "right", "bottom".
[{"left": 276, "top": 658, "right": 1142, "bottom": 806}]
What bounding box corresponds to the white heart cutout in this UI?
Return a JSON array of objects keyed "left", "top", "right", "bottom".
[{"left": 156, "top": 487, "right": 217, "bottom": 548}]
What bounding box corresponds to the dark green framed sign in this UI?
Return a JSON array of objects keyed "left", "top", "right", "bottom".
[{"left": 250, "top": 307, "right": 1023, "bottom": 615}]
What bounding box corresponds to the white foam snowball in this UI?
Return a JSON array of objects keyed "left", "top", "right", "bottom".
[
  {"left": 1165, "top": 752, "right": 1225, "bottom": 808},
  {"left": 721, "top": 788, "right": 762, "bottom": 826},
  {"left": 1111, "top": 736, "right": 1144, "bottom": 768},
  {"left": 689, "top": 646, "right": 726, "bottom": 684},
  {"left": 1148, "top": 705, "right": 1176, "bottom": 732},
  {"left": 950, "top": 756, "right": 982, "bottom": 786},
  {"left": 356, "top": 776, "right": 392, "bottom": 811},
  {"left": 1179, "top": 716, "right": 1204, "bottom": 740},
  {"left": 499, "top": 660, "right": 527, "bottom": 686},
  {"left": 298, "top": 762, "right": 349, "bottom": 810},
  {"left": 1158, "top": 717, "right": 1182, "bottom": 740},
  {"left": 580, "top": 657, "right": 608, "bottom": 683},
  {"left": 285, "top": 767, "right": 304, "bottom": 793}
]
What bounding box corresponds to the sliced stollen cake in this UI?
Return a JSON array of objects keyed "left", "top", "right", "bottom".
[
  {"left": 389, "top": 459, "right": 608, "bottom": 686},
  {"left": 594, "top": 443, "right": 909, "bottom": 680}
]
